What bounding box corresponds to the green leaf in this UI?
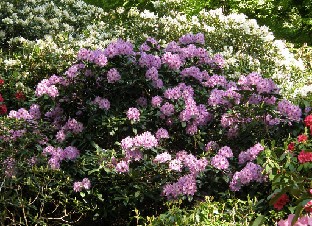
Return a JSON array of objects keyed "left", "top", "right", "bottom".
[
  {"left": 250, "top": 215, "right": 265, "bottom": 226},
  {"left": 135, "top": 191, "right": 140, "bottom": 198},
  {"left": 291, "top": 204, "right": 304, "bottom": 226}
]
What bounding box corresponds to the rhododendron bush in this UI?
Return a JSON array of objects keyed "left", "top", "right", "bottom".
[{"left": 1, "top": 33, "right": 309, "bottom": 225}]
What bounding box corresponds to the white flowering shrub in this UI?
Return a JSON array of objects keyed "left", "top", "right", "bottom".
[{"left": 0, "top": 0, "right": 107, "bottom": 46}]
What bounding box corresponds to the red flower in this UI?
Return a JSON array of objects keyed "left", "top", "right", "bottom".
[
  {"left": 287, "top": 142, "right": 295, "bottom": 151},
  {"left": 298, "top": 150, "right": 312, "bottom": 163},
  {"left": 0, "top": 79, "right": 4, "bottom": 86},
  {"left": 0, "top": 104, "right": 7, "bottom": 115},
  {"left": 304, "top": 115, "right": 312, "bottom": 127},
  {"left": 273, "top": 193, "right": 290, "bottom": 210},
  {"left": 15, "top": 91, "right": 26, "bottom": 100},
  {"left": 297, "top": 134, "right": 308, "bottom": 143},
  {"left": 0, "top": 94, "right": 4, "bottom": 102},
  {"left": 304, "top": 200, "right": 312, "bottom": 213}
]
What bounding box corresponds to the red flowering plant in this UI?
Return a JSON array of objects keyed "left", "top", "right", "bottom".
[
  {"left": 263, "top": 112, "right": 312, "bottom": 225},
  {"left": 0, "top": 79, "right": 7, "bottom": 115},
  {"left": 0, "top": 77, "right": 28, "bottom": 114}
]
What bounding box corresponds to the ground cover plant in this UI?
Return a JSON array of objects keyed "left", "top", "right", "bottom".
[{"left": 0, "top": 0, "right": 311, "bottom": 225}]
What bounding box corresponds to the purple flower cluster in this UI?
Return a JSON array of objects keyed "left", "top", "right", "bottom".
[
  {"left": 8, "top": 104, "right": 41, "bottom": 121},
  {"left": 2, "top": 157, "right": 16, "bottom": 177},
  {"left": 164, "top": 86, "right": 182, "bottom": 100},
  {"left": 73, "top": 178, "right": 91, "bottom": 192},
  {"left": 44, "top": 105, "right": 64, "bottom": 129},
  {"left": 126, "top": 107, "right": 140, "bottom": 122},
  {"left": 181, "top": 45, "right": 213, "bottom": 65},
  {"left": 162, "top": 174, "right": 197, "bottom": 199},
  {"left": 151, "top": 83, "right": 213, "bottom": 135},
  {"left": 43, "top": 145, "right": 80, "bottom": 169},
  {"left": 209, "top": 54, "right": 225, "bottom": 69},
  {"left": 56, "top": 118, "right": 84, "bottom": 142},
  {"left": 104, "top": 39, "right": 134, "bottom": 58},
  {"left": 151, "top": 96, "right": 163, "bottom": 107},
  {"left": 204, "top": 74, "right": 227, "bottom": 88},
  {"left": 210, "top": 146, "right": 233, "bottom": 170},
  {"left": 29, "top": 104, "right": 41, "bottom": 119},
  {"left": 153, "top": 152, "right": 172, "bottom": 163},
  {"left": 92, "top": 96, "right": 110, "bottom": 110},
  {"left": 64, "top": 118, "right": 84, "bottom": 133},
  {"left": 120, "top": 131, "right": 158, "bottom": 151},
  {"left": 220, "top": 113, "right": 239, "bottom": 128},
  {"left": 154, "top": 150, "right": 208, "bottom": 178},
  {"left": 217, "top": 146, "right": 233, "bottom": 158},
  {"left": 139, "top": 52, "right": 161, "bottom": 69},
  {"left": 238, "top": 72, "right": 278, "bottom": 94},
  {"left": 162, "top": 52, "right": 183, "bottom": 70},
  {"left": 125, "top": 149, "right": 143, "bottom": 161},
  {"left": 230, "top": 162, "right": 265, "bottom": 191},
  {"left": 107, "top": 68, "right": 121, "bottom": 83},
  {"left": 210, "top": 155, "right": 229, "bottom": 170},
  {"left": 115, "top": 160, "right": 130, "bottom": 173},
  {"left": 140, "top": 37, "right": 160, "bottom": 52},
  {"left": 277, "top": 99, "right": 302, "bottom": 122},
  {"left": 65, "top": 63, "right": 85, "bottom": 79},
  {"left": 208, "top": 88, "right": 241, "bottom": 107},
  {"left": 165, "top": 41, "right": 181, "bottom": 53},
  {"left": 178, "top": 33, "right": 205, "bottom": 45},
  {"left": 136, "top": 97, "right": 148, "bottom": 107},
  {"left": 180, "top": 153, "right": 208, "bottom": 174},
  {"left": 77, "top": 48, "right": 108, "bottom": 67},
  {"left": 265, "top": 114, "right": 280, "bottom": 126},
  {"left": 155, "top": 128, "right": 169, "bottom": 140},
  {"left": 180, "top": 66, "right": 203, "bottom": 82},
  {"left": 160, "top": 102, "right": 175, "bottom": 117},
  {"left": 238, "top": 143, "right": 264, "bottom": 165},
  {"left": 145, "top": 67, "right": 159, "bottom": 81},
  {"left": 7, "top": 129, "right": 26, "bottom": 141},
  {"left": 168, "top": 159, "right": 183, "bottom": 172},
  {"left": 35, "top": 78, "right": 59, "bottom": 98},
  {"left": 205, "top": 141, "right": 219, "bottom": 152}
]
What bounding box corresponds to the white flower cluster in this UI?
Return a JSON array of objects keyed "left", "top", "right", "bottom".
[{"left": 0, "top": 0, "right": 107, "bottom": 44}]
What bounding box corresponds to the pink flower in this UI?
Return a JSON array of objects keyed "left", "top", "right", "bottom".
[
  {"left": 304, "top": 115, "right": 312, "bottom": 127},
  {"left": 278, "top": 214, "right": 312, "bottom": 226},
  {"left": 298, "top": 150, "right": 312, "bottom": 163},
  {"left": 169, "top": 159, "right": 183, "bottom": 172},
  {"left": 153, "top": 152, "right": 172, "bottom": 163},
  {"left": 82, "top": 178, "right": 91, "bottom": 190},
  {"left": 160, "top": 102, "right": 175, "bottom": 117},
  {"left": 107, "top": 68, "right": 121, "bottom": 83},
  {"left": 126, "top": 107, "right": 140, "bottom": 121},
  {"left": 210, "top": 155, "right": 229, "bottom": 170},
  {"left": 297, "top": 134, "right": 308, "bottom": 143},
  {"left": 73, "top": 182, "right": 83, "bottom": 192},
  {"left": 151, "top": 96, "right": 163, "bottom": 107},
  {"left": 115, "top": 160, "right": 129, "bottom": 173},
  {"left": 155, "top": 128, "right": 169, "bottom": 140}
]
